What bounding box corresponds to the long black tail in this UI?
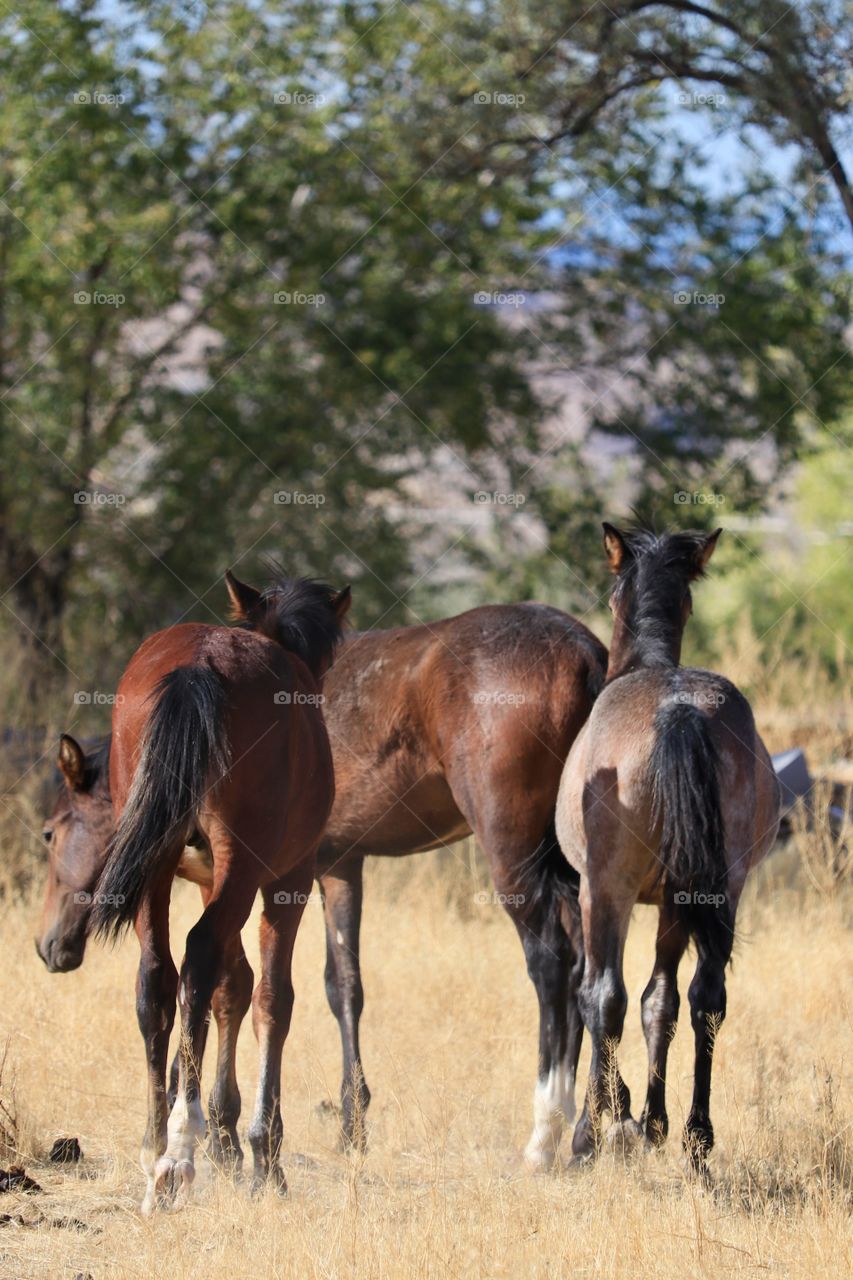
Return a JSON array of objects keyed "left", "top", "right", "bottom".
[
  {"left": 650, "top": 699, "right": 733, "bottom": 964},
  {"left": 519, "top": 816, "right": 582, "bottom": 946},
  {"left": 89, "top": 664, "right": 229, "bottom": 941}
]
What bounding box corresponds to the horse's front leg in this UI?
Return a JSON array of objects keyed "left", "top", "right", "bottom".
[
  {"left": 248, "top": 861, "right": 314, "bottom": 1193},
  {"left": 135, "top": 884, "right": 178, "bottom": 1217}
]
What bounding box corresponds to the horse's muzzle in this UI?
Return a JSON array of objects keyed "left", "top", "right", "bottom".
[{"left": 35, "top": 933, "right": 85, "bottom": 973}]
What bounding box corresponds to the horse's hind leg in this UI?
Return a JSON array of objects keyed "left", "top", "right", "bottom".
[
  {"left": 166, "top": 889, "right": 254, "bottom": 1172},
  {"left": 319, "top": 860, "right": 371, "bottom": 1151},
  {"left": 572, "top": 885, "right": 638, "bottom": 1159},
  {"left": 640, "top": 904, "right": 688, "bottom": 1147},
  {"left": 684, "top": 920, "right": 734, "bottom": 1171},
  {"left": 470, "top": 821, "right": 581, "bottom": 1171},
  {"left": 248, "top": 860, "right": 314, "bottom": 1194},
  {"left": 135, "top": 881, "right": 178, "bottom": 1217},
  {"left": 207, "top": 935, "right": 254, "bottom": 1172},
  {"left": 516, "top": 902, "right": 580, "bottom": 1171},
  {"left": 158, "top": 867, "right": 256, "bottom": 1207}
]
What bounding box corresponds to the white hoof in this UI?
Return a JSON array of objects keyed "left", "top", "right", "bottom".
[
  {"left": 146, "top": 1156, "right": 195, "bottom": 1212},
  {"left": 523, "top": 1138, "right": 559, "bottom": 1173}
]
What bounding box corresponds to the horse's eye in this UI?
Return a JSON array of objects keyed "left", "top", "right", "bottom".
[{"left": 42, "top": 828, "right": 53, "bottom": 844}]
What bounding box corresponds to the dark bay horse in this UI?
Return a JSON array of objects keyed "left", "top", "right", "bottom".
[
  {"left": 89, "top": 574, "right": 350, "bottom": 1212},
  {"left": 555, "top": 526, "right": 780, "bottom": 1168},
  {"left": 316, "top": 604, "right": 606, "bottom": 1164},
  {"left": 38, "top": 596, "right": 608, "bottom": 1171}
]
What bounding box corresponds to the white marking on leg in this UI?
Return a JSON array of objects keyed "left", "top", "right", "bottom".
[
  {"left": 164, "top": 1091, "right": 206, "bottom": 1165},
  {"left": 523, "top": 1060, "right": 576, "bottom": 1170},
  {"left": 250, "top": 1026, "right": 276, "bottom": 1143},
  {"left": 141, "top": 1143, "right": 158, "bottom": 1217},
  {"left": 151, "top": 1089, "right": 206, "bottom": 1207}
]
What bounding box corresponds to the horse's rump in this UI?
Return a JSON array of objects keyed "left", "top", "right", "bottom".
[{"left": 91, "top": 660, "right": 228, "bottom": 939}]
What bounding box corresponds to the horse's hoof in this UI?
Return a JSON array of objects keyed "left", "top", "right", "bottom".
[
  {"left": 152, "top": 1157, "right": 195, "bottom": 1211},
  {"left": 604, "top": 1119, "right": 644, "bottom": 1157},
  {"left": 683, "top": 1123, "right": 714, "bottom": 1180},
  {"left": 207, "top": 1139, "right": 243, "bottom": 1179},
  {"left": 682, "top": 1146, "right": 714, "bottom": 1183},
  {"left": 338, "top": 1129, "right": 368, "bottom": 1156},
  {"left": 681, "top": 1153, "right": 714, "bottom": 1187},
  {"left": 251, "top": 1166, "right": 288, "bottom": 1198},
  {"left": 643, "top": 1117, "right": 668, "bottom": 1149},
  {"left": 522, "top": 1141, "right": 559, "bottom": 1173}
]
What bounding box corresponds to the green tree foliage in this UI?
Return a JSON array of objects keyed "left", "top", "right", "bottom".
[
  {"left": 688, "top": 436, "right": 853, "bottom": 677},
  {"left": 0, "top": 0, "right": 850, "bottom": 711}
]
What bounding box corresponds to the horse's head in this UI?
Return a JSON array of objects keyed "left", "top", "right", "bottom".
[
  {"left": 36, "top": 734, "right": 112, "bottom": 973},
  {"left": 225, "top": 570, "right": 352, "bottom": 678},
  {"left": 602, "top": 523, "right": 721, "bottom": 678}
]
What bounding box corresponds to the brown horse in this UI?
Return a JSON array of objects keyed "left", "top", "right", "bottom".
[
  {"left": 88, "top": 573, "right": 350, "bottom": 1212},
  {"left": 37, "top": 733, "right": 277, "bottom": 1178},
  {"left": 37, "top": 735, "right": 112, "bottom": 973},
  {"left": 555, "top": 525, "right": 780, "bottom": 1169},
  {"left": 316, "top": 604, "right": 606, "bottom": 1165},
  {"left": 38, "top": 596, "right": 607, "bottom": 1171}
]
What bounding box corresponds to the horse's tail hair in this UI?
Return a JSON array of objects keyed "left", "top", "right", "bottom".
[
  {"left": 517, "top": 814, "right": 582, "bottom": 952},
  {"left": 650, "top": 698, "right": 733, "bottom": 964},
  {"left": 89, "top": 664, "right": 228, "bottom": 941}
]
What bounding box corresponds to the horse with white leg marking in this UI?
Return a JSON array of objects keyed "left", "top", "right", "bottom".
[
  {"left": 315, "top": 604, "right": 607, "bottom": 1167},
  {"left": 39, "top": 597, "right": 609, "bottom": 1174},
  {"left": 89, "top": 573, "right": 350, "bottom": 1213},
  {"left": 37, "top": 732, "right": 255, "bottom": 1173},
  {"left": 555, "top": 525, "right": 780, "bottom": 1170}
]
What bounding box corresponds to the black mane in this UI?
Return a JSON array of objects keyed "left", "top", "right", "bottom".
[
  {"left": 83, "top": 735, "right": 112, "bottom": 793},
  {"left": 253, "top": 577, "right": 345, "bottom": 674},
  {"left": 610, "top": 528, "right": 713, "bottom": 669}
]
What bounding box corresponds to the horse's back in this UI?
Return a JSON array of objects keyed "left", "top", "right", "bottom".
[
  {"left": 319, "top": 602, "right": 607, "bottom": 860},
  {"left": 330, "top": 602, "right": 603, "bottom": 688}
]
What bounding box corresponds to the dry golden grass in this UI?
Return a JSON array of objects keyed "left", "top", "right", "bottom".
[{"left": 0, "top": 842, "right": 849, "bottom": 1280}]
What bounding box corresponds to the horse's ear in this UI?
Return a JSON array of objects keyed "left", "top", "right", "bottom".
[
  {"left": 224, "top": 570, "right": 262, "bottom": 621},
  {"left": 58, "top": 735, "right": 86, "bottom": 791},
  {"left": 332, "top": 585, "right": 352, "bottom": 622},
  {"left": 602, "top": 523, "right": 629, "bottom": 574},
  {"left": 690, "top": 528, "right": 722, "bottom": 578}
]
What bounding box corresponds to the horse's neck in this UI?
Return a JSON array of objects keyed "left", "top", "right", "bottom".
[{"left": 606, "top": 612, "right": 683, "bottom": 681}]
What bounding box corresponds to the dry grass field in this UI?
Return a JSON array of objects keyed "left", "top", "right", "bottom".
[
  {"left": 0, "top": 847, "right": 848, "bottom": 1279},
  {"left": 0, "top": 655, "right": 850, "bottom": 1280}
]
